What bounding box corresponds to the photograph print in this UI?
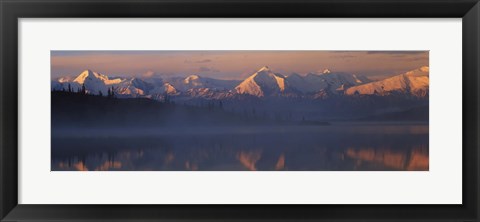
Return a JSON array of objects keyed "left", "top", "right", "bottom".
[{"left": 51, "top": 50, "right": 429, "bottom": 171}]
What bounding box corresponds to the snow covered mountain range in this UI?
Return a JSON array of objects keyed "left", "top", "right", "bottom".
[
  {"left": 345, "top": 66, "right": 429, "bottom": 97},
  {"left": 52, "top": 66, "right": 429, "bottom": 100}
]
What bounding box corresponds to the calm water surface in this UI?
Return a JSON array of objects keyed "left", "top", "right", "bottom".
[{"left": 51, "top": 123, "right": 429, "bottom": 171}]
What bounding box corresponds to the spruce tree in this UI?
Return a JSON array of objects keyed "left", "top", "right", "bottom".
[{"left": 110, "top": 86, "right": 115, "bottom": 98}]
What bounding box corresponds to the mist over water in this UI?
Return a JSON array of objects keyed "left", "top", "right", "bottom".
[{"left": 52, "top": 123, "right": 428, "bottom": 171}]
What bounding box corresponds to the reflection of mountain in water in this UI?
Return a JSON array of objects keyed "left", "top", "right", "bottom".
[
  {"left": 345, "top": 146, "right": 428, "bottom": 170},
  {"left": 52, "top": 124, "right": 428, "bottom": 171}
]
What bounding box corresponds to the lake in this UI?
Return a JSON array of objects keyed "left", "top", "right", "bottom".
[{"left": 51, "top": 122, "right": 429, "bottom": 171}]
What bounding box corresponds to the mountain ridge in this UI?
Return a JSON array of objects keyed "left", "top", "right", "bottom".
[
  {"left": 52, "top": 66, "right": 429, "bottom": 101},
  {"left": 345, "top": 66, "right": 429, "bottom": 97}
]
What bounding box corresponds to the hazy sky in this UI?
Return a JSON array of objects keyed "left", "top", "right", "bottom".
[{"left": 51, "top": 51, "right": 428, "bottom": 80}]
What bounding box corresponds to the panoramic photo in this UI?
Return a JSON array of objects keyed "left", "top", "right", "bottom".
[{"left": 51, "top": 50, "right": 429, "bottom": 171}]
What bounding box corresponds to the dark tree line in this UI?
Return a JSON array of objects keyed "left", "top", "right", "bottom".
[{"left": 53, "top": 84, "right": 116, "bottom": 98}]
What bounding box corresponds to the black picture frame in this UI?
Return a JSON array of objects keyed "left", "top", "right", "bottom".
[{"left": 1, "top": 0, "right": 479, "bottom": 221}]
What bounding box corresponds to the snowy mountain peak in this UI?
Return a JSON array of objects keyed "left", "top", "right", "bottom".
[
  {"left": 420, "top": 66, "right": 429, "bottom": 73},
  {"left": 235, "top": 66, "right": 286, "bottom": 97},
  {"left": 184, "top": 75, "right": 201, "bottom": 84},
  {"left": 405, "top": 66, "right": 429, "bottom": 77},
  {"left": 287, "top": 70, "right": 370, "bottom": 94},
  {"left": 163, "top": 83, "right": 177, "bottom": 94},
  {"left": 57, "top": 76, "right": 73, "bottom": 83},
  {"left": 73, "top": 69, "right": 113, "bottom": 85},
  {"left": 345, "top": 66, "right": 429, "bottom": 97},
  {"left": 185, "top": 74, "right": 200, "bottom": 80},
  {"left": 258, "top": 66, "right": 270, "bottom": 72},
  {"left": 73, "top": 69, "right": 94, "bottom": 84}
]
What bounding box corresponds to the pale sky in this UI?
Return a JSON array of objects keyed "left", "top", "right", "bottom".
[{"left": 51, "top": 51, "right": 428, "bottom": 80}]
